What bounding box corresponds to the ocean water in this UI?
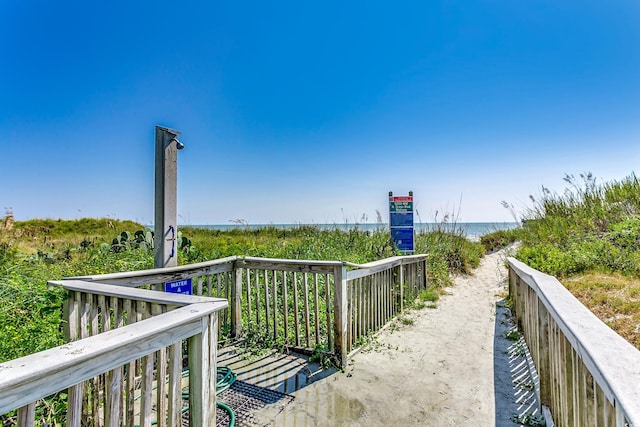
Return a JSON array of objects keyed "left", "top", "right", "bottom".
[{"left": 187, "top": 222, "right": 519, "bottom": 241}]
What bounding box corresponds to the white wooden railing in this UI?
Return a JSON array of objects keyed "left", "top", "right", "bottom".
[
  {"left": 0, "top": 288, "right": 227, "bottom": 427},
  {"left": 508, "top": 257, "right": 640, "bottom": 427}
]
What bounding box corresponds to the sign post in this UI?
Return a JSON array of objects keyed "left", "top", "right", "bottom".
[{"left": 389, "top": 191, "right": 414, "bottom": 254}]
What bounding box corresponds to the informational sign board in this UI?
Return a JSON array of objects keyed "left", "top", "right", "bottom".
[
  {"left": 389, "top": 193, "right": 414, "bottom": 253},
  {"left": 164, "top": 278, "right": 193, "bottom": 295}
]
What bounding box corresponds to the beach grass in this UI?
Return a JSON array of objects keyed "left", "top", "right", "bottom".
[{"left": 490, "top": 172, "right": 640, "bottom": 349}]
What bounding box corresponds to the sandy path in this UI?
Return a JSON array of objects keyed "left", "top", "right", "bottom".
[{"left": 255, "top": 248, "right": 539, "bottom": 426}]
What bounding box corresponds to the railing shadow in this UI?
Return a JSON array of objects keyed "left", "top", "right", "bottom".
[
  {"left": 217, "top": 345, "right": 338, "bottom": 396},
  {"left": 494, "top": 298, "right": 544, "bottom": 427}
]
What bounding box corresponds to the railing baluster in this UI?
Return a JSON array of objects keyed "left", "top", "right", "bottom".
[
  {"left": 325, "top": 273, "right": 332, "bottom": 351},
  {"left": 17, "top": 403, "right": 35, "bottom": 427},
  {"left": 245, "top": 268, "right": 252, "bottom": 327},
  {"left": 265, "top": 269, "right": 270, "bottom": 339},
  {"left": 167, "top": 342, "right": 182, "bottom": 427},
  {"left": 282, "top": 271, "right": 289, "bottom": 344},
  {"left": 303, "top": 272, "right": 311, "bottom": 347},
  {"left": 293, "top": 272, "right": 300, "bottom": 346},
  {"left": 272, "top": 270, "right": 278, "bottom": 343},
  {"left": 313, "top": 273, "right": 320, "bottom": 346},
  {"left": 254, "top": 268, "right": 260, "bottom": 328}
]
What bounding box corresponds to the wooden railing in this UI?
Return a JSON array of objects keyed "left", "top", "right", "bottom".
[
  {"left": 0, "top": 254, "right": 427, "bottom": 425},
  {"left": 0, "top": 288, "right": 228, "bottom": 427},
  {"left": 344, "top": 255, "right": 427, "bottom": 357},
  {"left": 69, "top": 254, "right": 427, "bottom": 366},
  {"left": 508, "top": 257, "right": 640, "bottom": 427}
]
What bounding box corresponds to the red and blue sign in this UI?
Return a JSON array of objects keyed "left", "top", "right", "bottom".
[{"left": 389, "top": 194, "right": 414, "bottom": 253}]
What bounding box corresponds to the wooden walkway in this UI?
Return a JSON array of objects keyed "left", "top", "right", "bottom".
[{"left": 219, "top": 250, "right": 542, "bottom": 426}]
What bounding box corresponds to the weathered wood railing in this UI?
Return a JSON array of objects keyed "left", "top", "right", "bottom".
[
  {"left": 0, "top": 288, "right": 228, "bottom": 427},
  {"left": 0, "top": 253, "right": 427, "bottom": 425},
  {"left": 508, "top": 257, "right": 640, "bottom": 427},
  {"left": 344, "top": 255, "right": 427, "bottom": 357},
  {"left": 69, "top": 254, "right": 427, "bottom": 366}
]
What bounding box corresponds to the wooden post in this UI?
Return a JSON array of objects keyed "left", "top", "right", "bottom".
[
  {"left": 18, "top": 403, "right": 35, "bottom": 427},
  {"left": 399, "top": 264, "right": 404, "bottom": 312},
  {"left": 188, "top": 314, "right": 216, "bottom": 426},
  {"left": 333, "top": 264, "right": 348, "bottom": 367},
  {"left": 537, "top": 297, "right": 552, "bottom": 409},
  {"left": 230, "top": 263, "right": 243, "bottom": 338},
  {"left": 154, "top": 126, "right": 183, "bottom": 272}
]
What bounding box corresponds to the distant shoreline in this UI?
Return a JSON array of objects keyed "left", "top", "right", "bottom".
[{"left": 182, "top": 222, "right": 519, "bottom": 240}]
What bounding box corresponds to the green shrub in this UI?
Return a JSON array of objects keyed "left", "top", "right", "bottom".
[{"left": 480, "top": 228, "right": 520, "bottom": 253}]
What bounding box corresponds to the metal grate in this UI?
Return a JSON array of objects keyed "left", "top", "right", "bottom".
[{"left": 181, "top": 380, "right": 295, "bottom": 426}]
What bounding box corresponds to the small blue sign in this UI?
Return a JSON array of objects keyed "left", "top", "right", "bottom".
[
  {"left": 390, "top": 211, "right": 414, "bottom": 227},
  {"left": 164, "top": 278, "right": 192, "bottom": 295},
  {"left": 391, "top": 228, "right": 414, "bottom": 252}
]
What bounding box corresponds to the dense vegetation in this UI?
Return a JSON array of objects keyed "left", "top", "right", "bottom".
[
  {"left": 483, "top": 173, "right": 640, "bottom": 349},
  {"left": 0, "top": 218, "right": 483, "bottom": 365}
]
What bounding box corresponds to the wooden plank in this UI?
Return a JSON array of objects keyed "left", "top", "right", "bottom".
[
  {"left": 167, "top": 343, "right": 182, "bottom": 427},
  {"left": 139, "top": 353, "right": 154, "bottom": 427},
  {"left": 313, "top": 273, "right": 320, "bottom": 346},
  {"left": 254, "top": 269, "right": 260, "bottom": 327},
  {"left": 283, "top": 271, "right": 289, "bottom": 344},
  {"left": 67, "top": 291, "right": 83, "bottom": 427},
  {"left": 239, "top": 256, "right": 341, "bottom": 273},
  {"left": 50, "top": 280, "right": 226, "bottom": 307},
  {"left": 188, "top": 315, "right": 216, "bottom": 426},
  {"left": 125, "top": 300, "right": 135, "bottom": 427},
  {"left": 303, "top": 272, "right": 311, "bottom": 347},
  {"left": 103, "top": 295, "right": 114, "bottom": 426},
  {"left": 210, "top": 314, "right": 219, "bottom": 426},
  {"left": 17, "top": 403, "right": 35, "bottom": 427},
  {"left": 245, "top": 268, "right": 252, "bottom": 329},
  {"left": 585, "top": 370, "right": 595, "bottom": 427},
  {"left": 537, "top": 298, "right": 551, "bottom": 408},
  {"left": 333, "top": 264, "right": 348, "bottom": 367},
  {"left": 154, "top": 305, "right": 168, "bottom": 427},
  {"left": 265, "top": 269, "right": 271, "bottom": 337},
  {"left": 399, "top": 263, "right": 404, "bottom": 312},
  {"left": 61, "top": 256, "right": 236, "bottom": 286},
  {"left": 272, "top": 270, "right": 278, "bottom": 343},
  {"left": 196, "top": 276, "right": 203, "bottom": 296},
  {"left": 231, "top": 267, "right": 243, "bottom": 338},
  {"left": 105, "top": 364, "right": 122, "bottom": 427},
  {"left": 325, "top": 273, "right": 332, "bottom": 351},
  {"left": 293, "top": 272, "right": 300, "bottom": 346}
]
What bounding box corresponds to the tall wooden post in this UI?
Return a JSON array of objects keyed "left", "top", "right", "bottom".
[{"left": 154, "top": 126, "right": 183, "bottom": 271}]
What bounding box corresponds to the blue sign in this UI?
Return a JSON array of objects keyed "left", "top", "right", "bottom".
[
  {"left": 390, "top": 211, "right": 414, "bottom": 227},
  {"left": 391, "top": 228, "right": 414, "bottom": 252},
  {"left": 164, "top": 278, "right": 192, "bottom": 295}
]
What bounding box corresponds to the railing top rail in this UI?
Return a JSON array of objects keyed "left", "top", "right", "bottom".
[
  {"left": 344, "top": 254, "right": 427, "bottom": 269},
  {"left": 0, "top": 301, "right": 226, "bottom": 414},
  {"left": 48, "top": 279, "right": 228, "bottom": 306},
  {"left": 507, "top": 257, "right": 640, "bottom": 425},
  {"left": 66, "top": 255, "right": 238, "bottom": 283},
  {"left": 62, "top": 254, "right": 426, "bottom": 287},
  {"left": 236, "top": 256, "right": 345, "bottom": 273},
  {"left": 238, "top": 256, "right": 345, "bottom": 267},
  {"left": 344, "top": 254, "right": 427, "bottom": 280}
]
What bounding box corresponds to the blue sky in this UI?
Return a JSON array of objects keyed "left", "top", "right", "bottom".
[{"left": 2, "top": 0, "right": 640, "bottom": 224}]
